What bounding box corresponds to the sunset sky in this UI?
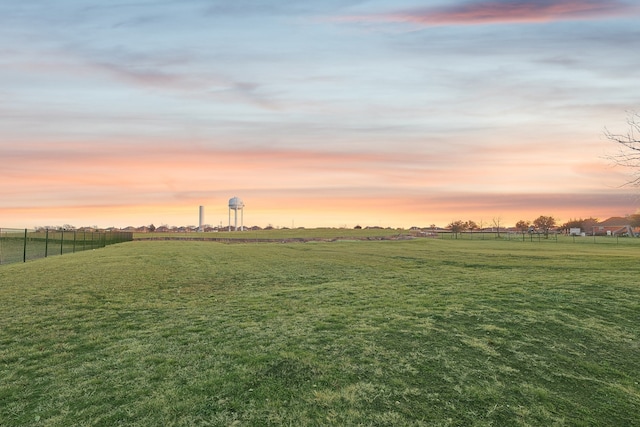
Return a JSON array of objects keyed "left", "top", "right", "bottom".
[{"left": 2, "top": 0, "right": 640, "bottom": 230}]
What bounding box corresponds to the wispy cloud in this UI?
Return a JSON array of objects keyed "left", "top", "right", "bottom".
[
  {"left": 337, "top": 0, "right": 633, "bottom": 26},
  {"left": 203, "top": 0, "right": 367, "bottom": 17},
  {"left": 1, "top": 1, "right": 638, "bottom": 229}
]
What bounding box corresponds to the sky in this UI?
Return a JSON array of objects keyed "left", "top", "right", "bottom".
[{"left": 2, "top": 0, "right": 640, "bottom": 230}]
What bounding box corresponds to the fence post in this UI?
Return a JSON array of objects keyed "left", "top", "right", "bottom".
[
  {"left": 45, "top": 229, "right": 49, "bottom": 258},
  {"left": 73, "top": 230, "right": 77, "bottom": 253},
  {"left": 61, "top": 229, "right": 64, "bottom": 255},
  {"left": 23, "top": 229, "right": 27, "bottom": 262}
]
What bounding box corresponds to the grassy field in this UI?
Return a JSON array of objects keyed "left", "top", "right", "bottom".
[
  {"left": 1, "top": 238, "right": 639, "bottom": 426},
  {"left": 133, "top": 227, "right": 408, "bottom": 241},
  {"left": 136, "top": 228, "right": 640, "bottom": 246}
]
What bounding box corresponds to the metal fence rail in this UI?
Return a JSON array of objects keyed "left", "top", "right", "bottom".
[{"left": 0, "top": 228, "right": 133, "bottom": 265}]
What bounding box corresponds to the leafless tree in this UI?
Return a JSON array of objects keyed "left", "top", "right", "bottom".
[
  {"left": 492, "top": 216, "right": 502, "bottom": 238},
  {"left": 605, "top": 112, "right": 640, "bottom": 187}
]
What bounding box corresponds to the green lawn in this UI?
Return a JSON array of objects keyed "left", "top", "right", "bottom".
[
  {"left": 133, "top": 227, "right": 408, "bottom": 241},
  {"left": 1, "top": 238, "right": 638, "bottom": 426}
]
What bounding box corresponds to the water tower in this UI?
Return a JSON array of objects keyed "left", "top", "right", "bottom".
[{"left": 228, "top": 197, "right": 245, "bottom": 231}]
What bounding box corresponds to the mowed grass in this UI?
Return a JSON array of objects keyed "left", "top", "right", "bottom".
[
  {"left": 134, "top": 227, "right": 408, "bottom": 241},
  {"left": 0, "top": 239, "right": 639, "bottom": 426}
]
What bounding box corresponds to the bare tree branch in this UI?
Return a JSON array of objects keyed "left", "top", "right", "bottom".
[{"left": 605, "top": 111, "right": 640, "bottom": 187}]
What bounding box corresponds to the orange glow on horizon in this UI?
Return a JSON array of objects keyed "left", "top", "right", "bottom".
[
  {"left": 2, "top": 188, "right": 636, "bottom": 230},
  {"left": 2, "top": 139, "right": 637, "bottom": 229}
]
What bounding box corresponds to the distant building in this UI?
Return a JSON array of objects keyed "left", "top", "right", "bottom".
[
  {"left": 592, "top": 217, "right": 635, "bottom": 236},
  {"left": 569, "top": 228, "right": 582, "bottom": 236}
]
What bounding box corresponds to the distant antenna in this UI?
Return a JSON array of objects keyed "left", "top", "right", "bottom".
[{"left": 228, "top": 197, "right": 245, "bottom": 231}]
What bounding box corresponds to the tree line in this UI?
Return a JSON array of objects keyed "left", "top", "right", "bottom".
[
  {"left": 447, "top": 216, "right": 562, "bottom": 239},
  {"left": 445, "top": 216, "right": 640, "bottom": 239}
]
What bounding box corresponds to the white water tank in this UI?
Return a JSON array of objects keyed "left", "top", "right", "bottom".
[
  {"left": 228, "top": 197, "right": 245, "bottom": 209},
  {"left": 228, "top": 197, "right": 245, "bottom": 231}
]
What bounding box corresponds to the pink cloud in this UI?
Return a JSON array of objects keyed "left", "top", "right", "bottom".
[
  {"left": 2, "top": 140, "right": 624, "bottom": 200},
  {"left": 339, "top": 0, "right": 632, "bottom": 26}
]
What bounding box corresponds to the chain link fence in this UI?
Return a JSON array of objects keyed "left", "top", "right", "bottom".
[{"left": 0, "top": 228, "right": 133, "bottom": 265}]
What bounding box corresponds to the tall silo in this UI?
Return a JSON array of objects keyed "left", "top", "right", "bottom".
[
  {"left": 198, "top": 206, "right": 204, "bottom": 232},
  {"left": 228, "top": 197, "right": 245, "bottom": 231}
]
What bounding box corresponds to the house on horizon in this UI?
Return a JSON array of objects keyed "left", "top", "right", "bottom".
[{"left": 592, "top": 217, "right": 638, "bottom": 236}]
